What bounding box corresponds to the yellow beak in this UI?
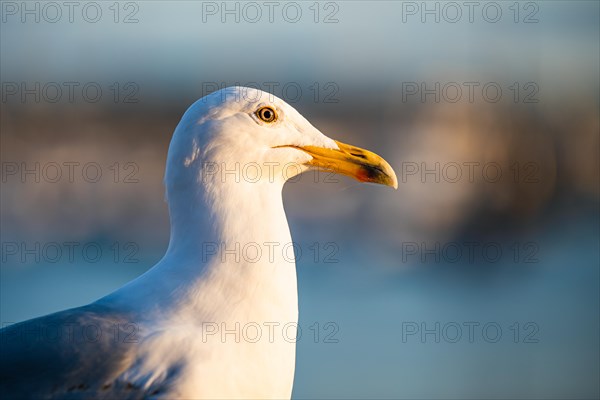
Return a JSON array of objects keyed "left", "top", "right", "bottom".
[{"left": 280, "top": 140, "right": 398, "bottom": 189}]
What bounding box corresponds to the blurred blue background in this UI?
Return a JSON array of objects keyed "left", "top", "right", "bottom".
[{"left": 1, "top": 1, "right": 598, "bottom": 398}]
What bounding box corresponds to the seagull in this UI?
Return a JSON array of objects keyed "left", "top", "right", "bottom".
[{"left": 0, "top": 87, "right": 397, "bottom": 399}]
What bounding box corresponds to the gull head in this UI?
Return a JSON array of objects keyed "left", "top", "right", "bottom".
[{"left": 166, "top": 86, "right": 398, "bottom": 192}]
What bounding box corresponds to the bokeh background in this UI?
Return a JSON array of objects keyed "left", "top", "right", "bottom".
[{"left": 1, "top": 1, "right": 598, "bottom": 398}]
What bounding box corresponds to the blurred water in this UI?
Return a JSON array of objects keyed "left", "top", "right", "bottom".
[{"left": 293, "top": 205, "right": 600, "bottom": 399}]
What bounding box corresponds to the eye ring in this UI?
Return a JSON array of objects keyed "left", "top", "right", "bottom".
[{"left": 256, "top": 106, "right": 278, "bottom": 123}]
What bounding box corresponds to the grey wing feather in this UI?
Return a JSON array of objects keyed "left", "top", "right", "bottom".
[{"left": 0, "top": 303, "right": 159, "bottom": 399}]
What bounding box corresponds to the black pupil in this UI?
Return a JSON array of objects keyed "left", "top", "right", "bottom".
[{"left": 262, "top": 109, "right": 272, "bottom": 120}]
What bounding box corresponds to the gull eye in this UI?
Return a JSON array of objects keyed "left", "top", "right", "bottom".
[{"left": 256, "top": 106, "right": 277, "bottom": 123}]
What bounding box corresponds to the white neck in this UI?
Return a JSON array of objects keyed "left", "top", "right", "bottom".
[
  {"left": 101, "top": 175, "right": 299, "bottom": 398},
  {"left": 104, "top": 173, "right": 298, "bottom": 326}
]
